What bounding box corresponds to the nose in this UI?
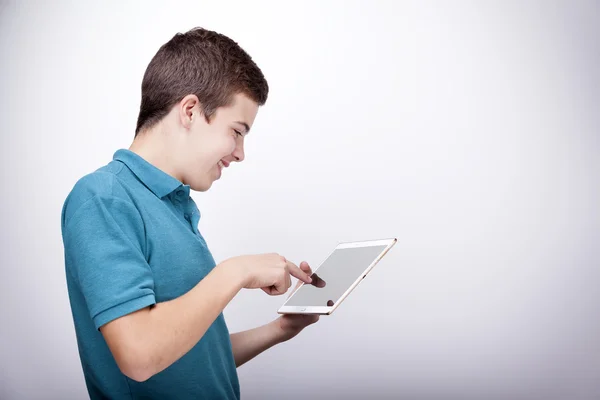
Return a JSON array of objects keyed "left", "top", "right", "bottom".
[{"left": 232, "top": 142, "right": 245, "bottom": 162}]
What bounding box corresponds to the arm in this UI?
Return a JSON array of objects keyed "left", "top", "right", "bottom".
[
  {"left": 101, "top": 254, "right": 312, "bottom": 381},
  {"left": 229, "top": 320, "right": 284, "bottom": 368},
  {"left": 101, "top": 261, "right": 243, "bottom": 382},
  {"left": 64, "top": 193, "right": 312, "bottom": 382},
  {"left": 229, "top": 261, "right": 325, "bottom": 368}
]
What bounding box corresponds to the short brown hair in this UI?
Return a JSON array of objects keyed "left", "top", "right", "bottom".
[{"left": 135, "top": 27, "right": 269, "bottom": 136}]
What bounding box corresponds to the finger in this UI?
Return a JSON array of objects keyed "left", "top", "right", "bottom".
[
  {"left": 301, "top": 263, "right": 313, "bottom": 282},
  {"left": 299, "top": 314, "right": 320, "bottom": 325},
  {"left": 286, "top": 260, "right": 311, "bottom": 283},
  {"left": 300, "top": 261, "right": 312, "bottom": 274},
  {"left": 264, "top": 287, "right": 278, "bottom": 296},
  {"left": 286, "top": 260, "right": 312, "bottom": 283},
  {"left": 300, "top": 262, "right": 326, "bottom": 288},
  {"left": 271, "top": 279, "right": 287, "bottom": 295},
  {"left": 311, "top": 273, "right": 327, "bottom": 288},
  {"left": 279, "top": 255, "right": 293, "bottom": 291}
]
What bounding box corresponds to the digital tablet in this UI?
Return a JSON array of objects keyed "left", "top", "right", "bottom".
[{"left": 278, "top": 238, "right": 397, "bottom": 315}]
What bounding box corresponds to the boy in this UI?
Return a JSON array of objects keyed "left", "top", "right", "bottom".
[{"left": 61, "top": 27, "right": 322, "bottom": 399}]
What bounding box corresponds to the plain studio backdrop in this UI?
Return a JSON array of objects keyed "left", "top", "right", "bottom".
[{"left": 1, "top": 1, "right": 599, "bottom": 399}]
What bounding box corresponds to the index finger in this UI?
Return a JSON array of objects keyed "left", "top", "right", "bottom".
[{"left": 286, "top": 260, "right": 312, "bottom": 284}]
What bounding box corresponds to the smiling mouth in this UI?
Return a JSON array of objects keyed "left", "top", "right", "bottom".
[{"left": 218, "top": 159, "right": 231, "bottom": 170}]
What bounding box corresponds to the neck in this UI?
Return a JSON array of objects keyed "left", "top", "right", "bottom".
[{"left": 129, "top": 127, "right": 183, "bottom": 182}]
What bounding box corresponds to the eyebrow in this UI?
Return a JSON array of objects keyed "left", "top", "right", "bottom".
[{"left": 235, "top": 121, "right": 250, "bottom": 134}]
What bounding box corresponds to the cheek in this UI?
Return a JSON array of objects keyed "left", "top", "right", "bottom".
[
  {"left": 203, "top": 135, "right": 236, "bottom": 164},
  {"left": 219, "top": 138, "right": 236, "bottom": 156}
]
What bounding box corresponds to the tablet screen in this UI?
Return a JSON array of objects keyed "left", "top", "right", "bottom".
[{"left": 285, "top": 244, "right": 388, "bottom": 307}]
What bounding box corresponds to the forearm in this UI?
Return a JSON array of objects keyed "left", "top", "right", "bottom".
[
  {"left": 103, "top": 261, "right": 243, "bottom": 381},
  {"left": 230, "top": 320, "right": 284, "bottom": 368}
]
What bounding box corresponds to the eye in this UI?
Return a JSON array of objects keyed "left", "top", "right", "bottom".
[{"left": 233, "top": 129, "right": 242, "bottom": 137}]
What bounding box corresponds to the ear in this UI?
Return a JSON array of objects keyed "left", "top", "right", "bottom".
[{"left": 179, "top": 94, "right": 201, "bottom": 129}]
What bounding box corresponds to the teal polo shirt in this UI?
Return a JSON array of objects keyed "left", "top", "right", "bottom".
[{"left": 61, "top": 149, "right": 240, "bottom": 399}]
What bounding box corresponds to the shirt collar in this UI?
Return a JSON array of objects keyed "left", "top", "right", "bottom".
[{"left": 113, "top": 149, "right": 185, "bottom": 199}]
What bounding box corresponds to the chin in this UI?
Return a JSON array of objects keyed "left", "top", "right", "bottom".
[
  {"left": 191, "top": 183, "right": 211, "bottom": 192},
  {"left": 190, "top": 179, "right": 213, "bottom": 192}
]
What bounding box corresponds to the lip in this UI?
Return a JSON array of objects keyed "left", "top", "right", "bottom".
[{"left": 220, "top": 159, "right": 230, "bottom": 168}]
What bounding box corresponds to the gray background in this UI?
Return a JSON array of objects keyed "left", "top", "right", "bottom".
[{"left": 1, "top": 1, "right": 599, "bottom": 399}]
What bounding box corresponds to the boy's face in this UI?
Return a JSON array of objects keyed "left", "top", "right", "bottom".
[{"left": 179, "top": 92, "right": 259, "bottom": 191}]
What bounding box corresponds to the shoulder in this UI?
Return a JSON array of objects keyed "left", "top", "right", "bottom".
[{"left": 61, "top": 162, "right": 134, "bottom": 229}]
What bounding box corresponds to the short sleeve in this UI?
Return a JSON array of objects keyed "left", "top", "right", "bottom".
[{"left": 62, "top": 194, "right": 155, "bottom": 330}]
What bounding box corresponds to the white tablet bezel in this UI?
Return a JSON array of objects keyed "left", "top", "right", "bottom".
[{"left": 277, "top": 238, "right": 397, "bottom": 315}]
